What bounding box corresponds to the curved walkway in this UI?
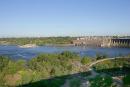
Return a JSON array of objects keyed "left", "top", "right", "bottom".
[{"left": 88, "top": 57, "right": 124, "bottom": 68}]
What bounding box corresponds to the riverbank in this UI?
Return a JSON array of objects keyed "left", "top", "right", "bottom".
[{"left": 18, "top": 44, "right": 74, "bottom": 48}]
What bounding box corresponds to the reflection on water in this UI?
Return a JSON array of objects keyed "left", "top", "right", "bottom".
[{"left": 0, "top": 45, "right": 130, "bottom": 60}]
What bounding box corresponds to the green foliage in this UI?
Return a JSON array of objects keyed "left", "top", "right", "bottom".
[
  {"left": 4, "top": 59, "right": 26, "bottom": 74},
  {"left": 18, "top": 70, "right": 32, "bottom": 85},
  {"left": 0, "top": 56, "right": 10, "bottom": 72},
  {"left": 123, "top": 74, "right": 130, "bottom": 87},
  {"left": 94, "top": 58, "right": 130, "bottom": 70},
  {"left": 28, "top": 51, "right": 81, "bottom": 78},
  {"left": 61, "top": 51, "right": 77, "bottom": 58},
  {"left": 0, "top": 72, "right": 6, "bottom": 87},
  {"left": 81, "top": 56, "right": 91, "bottom": 65},
  {"left": 89, "top": 75, "right": 113, "bottom": 87},
  {"left": 93, "top": 58, "right": 130, "bottom": 76},
  {"left": 1, "top": 53, "right": 129, "bottom": 87}
]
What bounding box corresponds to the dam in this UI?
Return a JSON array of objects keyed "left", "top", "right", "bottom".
[{"left": 72, "top": 37, "right": 130, "bottom": 47}]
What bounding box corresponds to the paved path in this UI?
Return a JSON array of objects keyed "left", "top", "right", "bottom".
[{"left": 88, "top": 58, "right": 116, "bottom": 68}]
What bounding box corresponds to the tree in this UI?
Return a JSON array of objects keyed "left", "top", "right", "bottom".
[
  {"left": 81, "top": 57, "right": 91, "bottom": 65},
  {"left": 61, "top": 51, "right": 77, "bottom": 59}
]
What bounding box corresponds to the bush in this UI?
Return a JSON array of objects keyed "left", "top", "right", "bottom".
[
  {"left": 96, "top": 53, "right": 107, "bottom": 60},
  {"left": 0, "top": 56, "right": 10, "bottom": 72},
  {"left": 81, "top": 57, "right": 91, "bottom": 65}
]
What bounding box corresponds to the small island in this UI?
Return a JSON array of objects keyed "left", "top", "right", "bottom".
[{"left": 19, "top": 44, "right": 37, "bottom": 48}]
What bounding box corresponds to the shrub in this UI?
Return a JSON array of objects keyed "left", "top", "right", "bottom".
[{"left": 81, "top": 57, "right": 91, "bottom": 65}]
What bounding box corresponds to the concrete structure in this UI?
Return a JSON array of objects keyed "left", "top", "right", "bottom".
[
  {"left": 109, "top": 38, "right": 130, "bottom": 47},
  {"left": 72, "top": 37, "right": 130, "bottom": 47}
]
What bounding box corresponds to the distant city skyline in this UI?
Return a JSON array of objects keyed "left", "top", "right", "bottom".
[{"left": 0, "top": 0, "right": 130, "bottom": 37}]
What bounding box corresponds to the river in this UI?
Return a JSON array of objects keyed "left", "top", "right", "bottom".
[{"left": 0, "top": 45, "right": 130, "bottom": 60}]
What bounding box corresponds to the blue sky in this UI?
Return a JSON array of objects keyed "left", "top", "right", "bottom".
[{"left": 0, "top": 0, "right": 130, "bottom": 37}]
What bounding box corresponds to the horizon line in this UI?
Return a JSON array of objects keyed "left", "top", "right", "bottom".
[{"left": 0, "top": 35, "right": 130, "bottom": 38}]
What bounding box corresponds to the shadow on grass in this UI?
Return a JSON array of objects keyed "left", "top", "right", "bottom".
[
  {"left": 95, "top": 67, "right": 130, "bottom": 77},
  {"left": 17, "top": 67, "right": 130, "bottom": 87},
  {"left": 17, "top": 71, "right": 91, "bottom": 87}
]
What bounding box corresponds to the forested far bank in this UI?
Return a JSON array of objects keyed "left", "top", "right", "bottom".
[{"left": 0, "top": 37, "right": 75, "bottom": 46}]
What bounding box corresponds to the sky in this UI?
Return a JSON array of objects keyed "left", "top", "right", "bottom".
[{"left": 0, "top": 0, "right": 130, "bottom": 37}]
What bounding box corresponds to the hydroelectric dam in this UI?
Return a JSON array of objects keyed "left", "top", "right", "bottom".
[{"left": 72, "top": 37, "right": 130, "bottom": 47}]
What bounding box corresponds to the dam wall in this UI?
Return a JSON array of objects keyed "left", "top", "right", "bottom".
[{"left": 72, "top": 37, "right": 130, "bottom": 47}]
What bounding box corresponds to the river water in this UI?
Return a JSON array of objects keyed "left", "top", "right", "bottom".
[{"left": 0, "top": 45, "right": 130, "bottom": 60}]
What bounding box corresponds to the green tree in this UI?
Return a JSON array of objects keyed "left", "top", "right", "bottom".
[{"left": 81, "top": 57, "right": 91, "bottom": 65}]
